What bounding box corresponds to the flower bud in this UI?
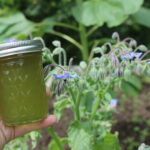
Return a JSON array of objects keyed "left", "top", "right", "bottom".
[
  {"left": 93, "top": 47, "right": 103, "bottom": 54},
  {"left": 138, "top": 45, "right": 148, "bottom": 52},
  {"left": 134, "top": 64, "right": 145, "bottom": 75},
  {"left": 112, "top": 32, "right": 119, "bottom": 40},
  {"left": 129, "top": 40, "right": 137, "bottom": 48},
  {"left": 89, "top": 68, "right": 99, "bottom": 80},
  {"left": 52, "top": 40, "right": 61, "bottom": 47},
  {"left": 79, "top": 61, "right": 87, "bottom": 69},
  {"left": 53, "top": 47, "right": 63, "bottom": 55},
  {"left": 124, "top": 68, "right": 131, "bottom": 80},
  {"left": 99, "top": 68, "right": 105, "bottom": 80}
]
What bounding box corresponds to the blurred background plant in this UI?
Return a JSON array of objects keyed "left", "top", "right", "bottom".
[
  {"left": 0, "top": 0, "right": 150, "bottom": 61},
  {"left": 0, "top": 0, "right": 150, "bottom": 150}
]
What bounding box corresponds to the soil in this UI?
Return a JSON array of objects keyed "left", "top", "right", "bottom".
[{"left": 112, "top": 82, "right": 150, "bottom": 150}]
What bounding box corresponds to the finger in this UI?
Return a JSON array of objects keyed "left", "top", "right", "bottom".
[
  {"left": 14, "top": 115, "right": 57, "bottom": 138},
  {"left": 46, "top": 88, "right": 51, "bottom": 97}
]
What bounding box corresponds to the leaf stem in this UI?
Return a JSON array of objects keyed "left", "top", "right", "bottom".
[
  {"left": 48, "top": 31, "right": 83, "bottom": 50},
  {"left": 47, "top": 127, "right": 64, "bottom": 150},
  {"left": 67, "top": 87, "right": 78, "bottom": 119},
  {"left": 67, "top": 86, "right": 82, "bottom": 121},
  {"left": 46, "top": 54, "right": 56, "bottom": 64},
  {"left": 37, "top": 22, "right": 78, "bottom": 31},
  {"left": 68, "top": 87, "right": 76, "bottom": 104},
  {"left": 75, "top": 91, "right": 82, "bottom": 121},
  {"left": 59, "top": 53, "right": 62, "bottom": 65},
  {"left": 87, "top": 25, "right": 99, "bottom": 36},
  {"left": 62, "top": 48, "right": 67, "bottom": 66}
]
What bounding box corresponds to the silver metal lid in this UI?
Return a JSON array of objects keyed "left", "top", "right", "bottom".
[{"left": 0, "top": 40, "right": 43, "bottom": 58}]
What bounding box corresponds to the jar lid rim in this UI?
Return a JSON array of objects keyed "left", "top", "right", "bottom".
[{"left": 0, "top": 40, "right": 43, "bottom": 57}]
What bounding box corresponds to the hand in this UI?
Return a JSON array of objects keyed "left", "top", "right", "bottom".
[{"left": 0, "top": 89, "right": 56, "bottom": 150}]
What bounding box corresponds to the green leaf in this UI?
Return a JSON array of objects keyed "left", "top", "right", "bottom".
[
  {"left": 104, "top": 93, "right": 112, "bottom": 103},
  {"left": 133, "top": 7, "right": 150, "bottom": 28},
  {"left": 72, "top": 0, "right": 143, "bottom": 27},
  {"left": 124, "top": 75, "right": 142, "bottom": 90},
  {"left": 138, "top": 143, "right": 150, "bottom": 150},
  {"left": 0, "top": 11, "right": 35, "bottom": 39},
  {"left": 40, "top": 17, "right": 55, "bottom": 33},
  {"left": 121, "top": 80, "right": 139, "bottom": 97},
  {"left": 93, "top": 133, "right": 122, "bottom": 150},
  {"left": 81, "top": 90, "right": 95, "bottom": 112},
  {"left": 54, "top": 99, "right": 71, "bottom": 120},
  {"left": 114, "top": 0, "right": 143, "bottom": 14},
  {"left": 48, "top": 138, "right": 68, "bottom": 150},
  {"left": 68, "top": 121, "right": 92, "bottom": 150}
]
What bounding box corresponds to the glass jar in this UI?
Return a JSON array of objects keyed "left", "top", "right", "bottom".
[{"left": 0, "top": 40, "right": 48, "bottom": 126}]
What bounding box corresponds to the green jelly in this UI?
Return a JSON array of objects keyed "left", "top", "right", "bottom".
[{"left": 0, "top": 40, "right": 48, "bottom": 126}]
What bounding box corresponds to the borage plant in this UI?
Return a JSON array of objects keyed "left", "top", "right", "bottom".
[{"left": 43, "top": 32, "right": 150, "bottom": 150}]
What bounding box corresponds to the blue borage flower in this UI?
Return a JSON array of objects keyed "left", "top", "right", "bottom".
[
  {"left": 53, "top": 72, "right": 78, "bottom": 80},
  {"left": 121, "top": 52, "right": 142, "bottom": 60},
  {"left": 147, "top": 61, "right": 150, "bottom": 64},
  {"left": 110, "top": 99, "right": 118, "bottom": 107}
]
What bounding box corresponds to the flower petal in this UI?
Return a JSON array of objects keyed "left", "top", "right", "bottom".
[
  {"left": 64, "top": 72, "right": 78, "bottom": 78},
  {"left": 110, "top": 98, "right": 118, "bottom": 107},
  {"left": 134, "top": 52, "right": 142, "bottom": 58},
  {"left": 52, "top": 74, "right": 64, "bottom": 79}
]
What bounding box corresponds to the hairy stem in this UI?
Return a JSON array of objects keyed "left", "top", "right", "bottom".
[
  {"left": 62, "top": 49, "right": 67, "bottom": 66},
  {"left": 48, "top": 127, "right": 64, "bottom": 150},
  {"left": 59, "top": 53, "right": 62, "bottom": 65},
  {"left": 90, "top": 82, "right": 112, "bottom": 120},
  {"left": 67, "top": 87, "right": 78, "bottom": 120},
  {"left": 75, "top": 91, "right": 82, "bottom": 121}
]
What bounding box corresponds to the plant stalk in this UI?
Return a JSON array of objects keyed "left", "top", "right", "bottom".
[
  {"left": 75, "top": 92, "right": 82, "bottom": 121},
  {"left": 90, "top": 82, "right": 112, "bottom": 120},
  {"left": 62, "top": 49, "right": 67, "bottom": 66},
  {"left": 48, "top": 127, "right": 64, "bottom": 150},
  {"left": 76, "top": 0, "right": 89, "bottom": 61},
  {"left": 67, "top": 87, "right": 78, "bottom": 120},
  {"left": 79, "top": 24, "right": 89, "bottom": 62}
]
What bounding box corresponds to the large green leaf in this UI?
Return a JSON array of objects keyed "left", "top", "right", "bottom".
[
  {"left": 138, "top": 143, "right": 150, "bottom": 150},
  {"left": 124, "top": 75, "right": 142, "bottom": 90},
  {"left": 121, "top": 80, "right": 139, "bottom": 97},
  {"left": 133, "top": 7, "right": 150, "bottom": 28},
  {"left": 0, "top": 11, "right": 35, "bottom": 39},
  {"left": 40, "top": 17, "right": 55, "bottom": 33},
  {"left": 93, "top": 133, "right": 122, "bottom": 150},
  {"left": 72, "top": 0, "right": 143, "bottom": 27},
  {"left": 68, "top": 121, "right": 92, "bottom": 150}
]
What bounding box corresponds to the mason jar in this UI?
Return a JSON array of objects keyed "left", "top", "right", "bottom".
[{"left": 0, "top": 40, "right": 48, "bottom": 126}]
